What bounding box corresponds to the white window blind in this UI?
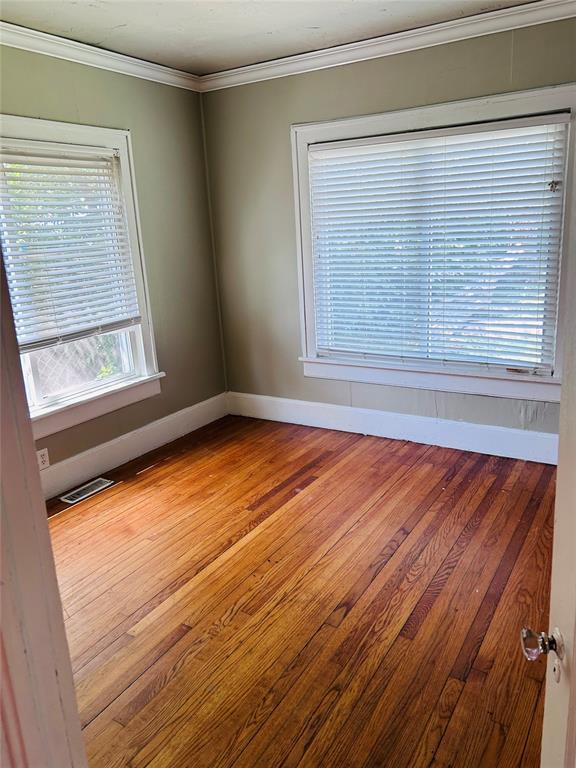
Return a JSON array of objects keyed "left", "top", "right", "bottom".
[
  {"left": 308, "top": 116, "right": 568, "bottom": 374},
  {"left": 0, "top": 143, "right": 141, "bottom": 353}
]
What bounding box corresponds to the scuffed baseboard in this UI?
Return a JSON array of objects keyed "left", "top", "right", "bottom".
[
  {"left": 40, "top": 393, "right": 228, "bottom": 499},
  {"left": 226, "top": 391, "right": 558, "bottom": 465},
  {"left": 40, "top": 389, "right": 559, "bottom": 499}
]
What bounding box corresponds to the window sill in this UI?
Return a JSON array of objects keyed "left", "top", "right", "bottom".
[
  {"left": 301, "top": 357, "right": 561, "bottom": 402},
  {"left": 31, "top": 372, "right": 165, "bottom": 439}
]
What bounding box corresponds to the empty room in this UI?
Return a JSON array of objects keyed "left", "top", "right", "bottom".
[{"left": 1, "top": 2, "right": 576, "bottom": 766}]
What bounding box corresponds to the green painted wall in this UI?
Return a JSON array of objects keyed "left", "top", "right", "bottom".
[
  {"left": 0, "top": 45, "right": 225, "bottom": 462},
  {"left": 2, "top": 20, "right": 575, "bottom": 466},
  {"left": 203, "top": 19, "right": 576, "bottom": 433}
]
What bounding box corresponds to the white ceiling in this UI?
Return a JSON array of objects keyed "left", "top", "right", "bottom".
[{"left": 1, "top": 0, "right": 540, "bottom": 75}]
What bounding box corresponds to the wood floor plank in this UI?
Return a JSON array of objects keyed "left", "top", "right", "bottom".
[
  {"left": 488, "top": 676, "right": 541, "bottom": 768},
  {"left": 445, "top": 477, "right": 555, "bottom": 767},
  {"left": 217, "top": 455, "right": 499, "bottom": 768},
  {"left": 408, "top": 676, "right": 465, "bottom": 767},
  {"left": 89, "top": 462, "right": 447, "bottom": 765},
  {"left": 74, "top": 435, "right": 409, "bottom": 728},
  {"left": 47, "top": 418, "right": 554, "bottom": 768},
  {"left": 230, "top": 455, "right": 489, "bottom": 768},
  {"left": 163, "top": 461, "right": 454, "bottom": 767},
  {"left": 67, "top": 426, "right": 360, "bottom": 670},
  {"left": 433, "top": 466, "right": 554, "bottom": 768},
  {"left": 431, "top": 669, "right": 489, "bottom": 768},
  {"left": 80, "top": 441, "right": 427, "bottom": 752},
  {"left": 520, "top": 681, "right": 546, "bottom": 767},
  {"left": 58, "top": 422, "right": 334, "bottom": 596},
  {"left": 450, "top": 465, "right": 555, "bottom": 682},
  {"left": 295, "top": 459, "right": 530, "bottom": 768}
]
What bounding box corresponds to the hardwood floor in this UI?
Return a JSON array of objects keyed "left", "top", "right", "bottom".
[{"left": 47, "top": 416, "right": 554, "bottom": 767}]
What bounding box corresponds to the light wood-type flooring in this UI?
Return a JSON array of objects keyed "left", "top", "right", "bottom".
[{"left": 47, "top": 416, "right": 554, "bottom": 767}]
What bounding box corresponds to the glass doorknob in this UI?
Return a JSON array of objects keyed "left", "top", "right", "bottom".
[{"left": 520, "top": 627, "right": 564, "bottom": 661}]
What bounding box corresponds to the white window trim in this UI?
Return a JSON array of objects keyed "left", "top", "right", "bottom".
[
  {"left": 291, "top": 84, "right": 576, "bottom": 402},
  {"left": 31, "top": 372, "right": 165, "bottom": 439},
  {"left": 1, "top": 114, "right": 164, "bottom": 433}
]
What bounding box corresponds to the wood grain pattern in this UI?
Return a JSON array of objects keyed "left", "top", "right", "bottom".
[{"left": 47, "top": 416, "right": 554, "bottom": 768}]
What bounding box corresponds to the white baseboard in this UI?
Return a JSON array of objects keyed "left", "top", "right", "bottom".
[
  {"left": 226, "top": 392, "right": 559, "bottom": 465},
  {"left": 40, "top": 393, "right": 228, "bottom": 499},
  {"left": 40, "top": 389, "right": 558, "bottom": 499}
]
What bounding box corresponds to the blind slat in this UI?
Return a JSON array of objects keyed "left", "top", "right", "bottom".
[
  {"left": 0, "top": 148, "right": 141, "bottom": 351},
  {"left": 308, "top": 120, "right": 567, "bottom": 371}
]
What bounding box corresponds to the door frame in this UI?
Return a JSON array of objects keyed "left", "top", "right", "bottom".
[
  {"left": 539, "top": 72, "right": 576, "bottom": 768},
  {"left": 1, "top": 265, "right": 87, "bottom": 767}
]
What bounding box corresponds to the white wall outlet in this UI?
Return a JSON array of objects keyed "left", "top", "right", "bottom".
[{"left": 37, "top": 448, "right": 50, "bottom": 470}]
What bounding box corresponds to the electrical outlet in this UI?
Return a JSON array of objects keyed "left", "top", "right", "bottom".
[{"left": 37, "top": 448, "right": 50, "bottom": 470}]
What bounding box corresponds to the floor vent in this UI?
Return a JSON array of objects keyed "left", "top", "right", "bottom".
[{"left": 60, "top": 477, "right": 113, "bottom": 504}]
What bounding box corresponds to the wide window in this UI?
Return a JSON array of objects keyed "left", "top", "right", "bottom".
[
  {"left": 294, "top": 97, "right": 574, "bottom": 401},
  {"left": 0, "top": 118, "right": 161, "bottom": 435}
]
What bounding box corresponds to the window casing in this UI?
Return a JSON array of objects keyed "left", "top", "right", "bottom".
[
  {"left": 20, "top": 328, "right": 141, "bottom": 409},
  {"left": 0, "top": 117, "right": 161, "bottom": 433},
  {"left": 292, "top": 89, "right": 576, "bottom": 402}
]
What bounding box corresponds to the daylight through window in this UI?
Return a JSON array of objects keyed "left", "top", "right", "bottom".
[
  {"left": 307, "top": 116, "right": 568, "bottom": 375},
  {"left": 0, "top": 139, "right": 151, "bottom": 410}
]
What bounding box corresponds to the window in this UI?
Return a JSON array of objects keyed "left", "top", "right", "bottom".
[
  {"left": 309, "top": 118, "right": 566, "bottom": 371},
  {"left": 293, "top": 90, "right": 575, "bottom": 401},
  {"left": 0, "top": 117, "right": 162, "bottom": 436}
]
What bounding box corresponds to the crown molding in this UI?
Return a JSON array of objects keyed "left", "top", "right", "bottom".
[
  {"left": 1, "top": 0, "right": 575, "bottom": 94},
  {"left": 0, "top": 21, "right": 202, "bottom": 91},
  {"left": 199, "top": 0, "right": 576, "bottom": 91}
]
